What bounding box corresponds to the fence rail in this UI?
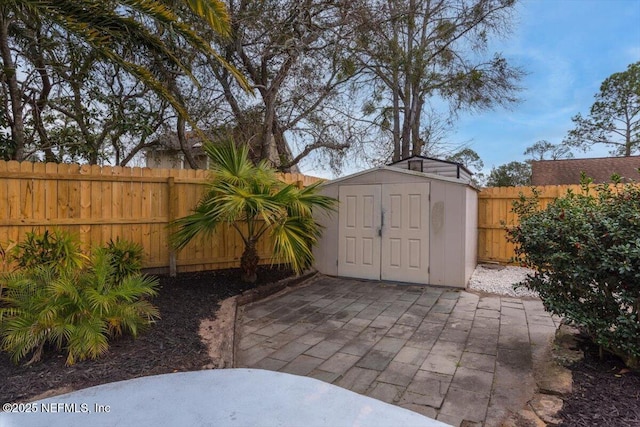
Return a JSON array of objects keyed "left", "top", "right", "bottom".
[{"left": 0, "top": 160, "right": 321, "bottom": 274}]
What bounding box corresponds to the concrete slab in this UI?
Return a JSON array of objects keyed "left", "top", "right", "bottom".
[{"left": 1, "top": 369, "right": 450, "bottom": 427}]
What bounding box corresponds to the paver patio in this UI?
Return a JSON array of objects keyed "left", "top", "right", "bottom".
[{"left": 235, "top": 275, "right": 560, "bottom": 427}]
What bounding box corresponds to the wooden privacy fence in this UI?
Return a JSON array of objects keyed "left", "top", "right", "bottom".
[
  {"left": 0, "top": 160, "right": 321, "bottom": 274},
  {"left": 477, "top": 184, "right": 618, "bottom": 264}
]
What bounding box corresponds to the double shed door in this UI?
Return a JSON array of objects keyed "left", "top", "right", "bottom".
[{"left": 337, "top": 183, "right": 430, "bottom": 284}]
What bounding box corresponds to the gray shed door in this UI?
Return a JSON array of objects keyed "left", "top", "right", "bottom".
[{"left": 338, "top": 183, "right": 430, "bottom": 284}]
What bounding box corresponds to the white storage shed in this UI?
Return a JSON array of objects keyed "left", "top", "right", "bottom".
[{"left": 313, "top": 161, "right": 478, "bottom": 288}]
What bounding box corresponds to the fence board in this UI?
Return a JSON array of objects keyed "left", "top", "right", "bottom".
[
  {"left": 477, "top": 183, "right": 631, "bottom": 264},
  {"left": 0, "top": 160, "right": 322, "bottom": 274}
]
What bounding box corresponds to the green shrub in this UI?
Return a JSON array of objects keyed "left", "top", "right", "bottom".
[
  {"left": 10, "top": 229, "right": 86, "bottom": 272},
  {"left": 105, "top": 238, "right": 144, "bottom": 284},
  {"left": 506, "top": 182, "right": 640, "bottom": 367},
  {"left": 0, "top": 232, "right": 159, "bottom": 365}
]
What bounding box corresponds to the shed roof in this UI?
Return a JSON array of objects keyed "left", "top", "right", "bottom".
[
  {"left": 387, "top": 155, "right": 473, "bottom": 176},
  {"left": 322, "top": 166, "right": 478, "bottom": 189},
  {"left": 531, "top": 156, "right": 640, "bottom": 185}
]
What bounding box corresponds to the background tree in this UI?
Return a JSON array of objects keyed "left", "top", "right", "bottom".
[
  {"left": 524, "top": 140, "right": 573, "bottom": 161},
  {"left": 0, "top": 0, "right": 241, "bottom": 161},
  {"left": 348, "top": 0, "right": 523, "bottom": 162},
  {"left": 563, "top": 61, "right": 640, "bottom": 157},
  {"left": 485, "top": 160, "right": 530, "bottom": 187},
  {"left": 202, "top": 0, "right": 359, "bottom": 172},
  {"left": 446, "top": 147, "right": 486, "bottom": 185}
]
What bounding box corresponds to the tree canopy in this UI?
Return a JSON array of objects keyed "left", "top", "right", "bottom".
[
  {"left": 563, "top": 61, "right": 640, "bottom": 157},
  {"left": 485, "top": 161, "right": 530, "bottom": 187},
  {"left": 1, "top": 0, "right": 523, "bottom": 173}
]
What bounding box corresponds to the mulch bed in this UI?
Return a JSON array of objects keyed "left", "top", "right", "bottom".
[
  {"left": 558, "top": 336, "right": 640, "bottom": 426},
  {"left": 0, "top": 266, "right": 292, "bottom": 405}
]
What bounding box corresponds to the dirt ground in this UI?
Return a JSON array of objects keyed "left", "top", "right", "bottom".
[
  {"left": 0, "top": 266, "right": 291, "bottom": 405},
  {"left": 558, "top": 336, "right": 640, "bottom": 427}
]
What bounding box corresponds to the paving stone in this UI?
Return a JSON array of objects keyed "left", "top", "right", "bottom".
[
  {"left": 501, "top": 301, "right": 524, "bottom": 310},
  {"left": 405, "top": 370, "right": 453, "bottom": 408},
  {"left": 398, "top": 403, "right": 438, "bottom": 419},
  {"left": 304, "top": 340, "right": 343, "bottom": 359},
  {"left": 367, "top": 382, "right": 404, "bottom": 403},
  {"left": 355, "top": 305, "right": 389, "bottom": 320},
  {"left": 356, "top": 350, "right": 395, "bottom": 371},
  {"left": 420, "top": 341, "right": 464, "bottom": 375},
  {"left": 474, "top": 308, "right": 500, "bottom": 319},
  {"left": 341, "top": 339, "right": 377, "bottom": 357},
  {"left": 237, "top": 344, "right": 275, "bottom": 366},
  {"left": 397, "top": 313, "right": 423, "bottom": 327},
  {"left": 269, "top": 341, "right": 313, "bottom": 362},
  {"left": 431, "top": 300, "right": 457, "bottom": 314},
  {"left": 406, "top": 305, "right": 431, "bottom": 318},
  {"left": 282, "top": 323, "right": 316, "bottom": 338},
  {"left": 441, "top": 291, "right": 461, "bottom": 300},
  {"left": 477, "top": 297, "right": 501, "bottom": 311},
  {"left": 393, "top": 346, "right": 430, "bottom": 366},
  {"left": 303, "top": 312, "right": 332, "bottom": 324},
  {"left": 459, "top": 351, "right": 496, "bottom": 373},
  {"left": 415, "top": 295, "right": 440, "bottom": 308},
  {"left": 295, "top": 330, "right": 328, "bottom": 346},
  {"left": 318, "top": 352, "right": 360, "bottom": 375},
  {"left": 253, "top": 322, "right": 290, "bottom": 337},
  {"left": 373, "top": 337, "right": 407, "bottom": 353},
  {"left": 449, "top": 309, "right": 475, "bottom": 321},
  {"left": 237, "top": 333, "right": 268, "bottom": 350},
  {"left": 262, "top": 333, "right": 297, "bottom": 349},
  {"left": 369, "top": 315, "right": 398, "bottom": 329},
  {"left": 496, "top": 347, "right": 533, "bottom": 371},
  {"left": 436, "top": 412, "right": 463, "bottom": 427},
  {"left": 332, "top": 309, "right": 359, "bottom": 322},
  {"left": 281, "top": 354, "right": 324, "bottom": 376},
  {"left": 422, "top": 311, "right": 450, "bottom": 324},
  {"left": 319, "top": 298, "right": 357, "bottom": 314},
  {"left": 439, "top": 387, "right": 490, "bottom": 423},
  {"left": 336, "top": 367, "right": 380, "bottom": 394},
  {"left": 451, "top": 367, "right": 494, "bottom": 397},
  {"left": 343, "top": 317, "right": 372, "bottom": 332},
  {"left": 314, "top": 319, "right": 346, "bottom": 333},
  {"left": 254, "top": 357, "right": 288, "bottom": 371},
  {"left": 308, "top": 369, "right": 342, "bottom": 384},
  {"left": 309, "top": 298, "right": 335, "bottom": 308},
  {"left": 464, "top": 338, "right": 498, "bottom": 356},
  {"left": 471, "top": 316, "right": 500, "bottom": 330},
  {"left": 325, "top": 329, "right": 359, "bottom": 346},
  {"left": 376, "top": 362, "right": 420, "bottom": 387},
  {"left": 438, "top": 329, "right": 470, "bottom": 344},
  {"left": 358, "top": 327, "right": 389, "bottom": 343}
]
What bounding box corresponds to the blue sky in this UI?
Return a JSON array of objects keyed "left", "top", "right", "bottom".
[
  {"left": 304, "top": 0, "right": 640, "bottom": 179},
  {"left": 452, "top": 0, "right": 640, "bottom": 173}
]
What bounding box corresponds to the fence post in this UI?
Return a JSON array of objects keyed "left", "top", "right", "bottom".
[{"left": 167, "top": 177, "right": 177, "bottom": 277}]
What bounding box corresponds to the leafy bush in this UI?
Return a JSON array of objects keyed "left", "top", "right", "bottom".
[
  {"left": 507, "top": 182, "right": 640, "bottom": 367},
  {"left": 0, "top": 231, "right": 159, "bottom": 365},
  {"left": 105, "top": 238, "right": 144, "bottom": 284},
  {"left": 9, "top": 229, "right": 86, "bottom": 272}
]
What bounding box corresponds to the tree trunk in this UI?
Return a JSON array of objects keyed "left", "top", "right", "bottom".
[
  {"left": 0, "top": 15, "right": 25, "bottom": 160},
  {"left": 240, "top": 239, "right": 260, "bottom": 283}
]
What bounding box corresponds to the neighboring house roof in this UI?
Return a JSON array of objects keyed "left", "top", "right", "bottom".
[{"left": 531, "top": 156, "right": 640, "bottom": 185}]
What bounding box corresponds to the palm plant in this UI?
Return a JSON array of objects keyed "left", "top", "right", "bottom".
[
  {"left": 171, "top": 142, "right": 336, "bottom": 282},
  {"left": 0, "top": 244, "right": 159, "bottom": 365},
  {"left": 0, "top": 0, "right": 248, "bottom": 159}
]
